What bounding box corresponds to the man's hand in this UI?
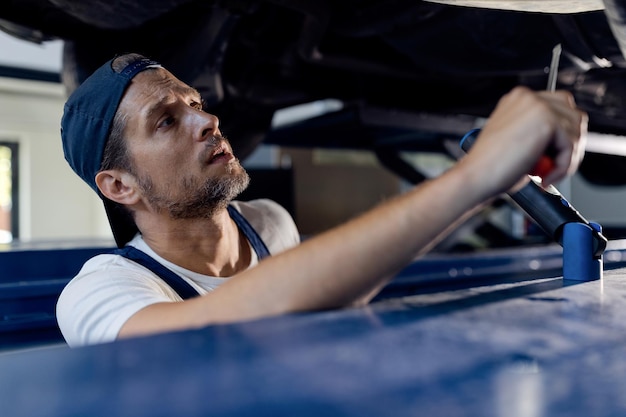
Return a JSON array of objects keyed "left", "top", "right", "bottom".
[{"left": 460, "top": 86, "right": 587, "bottom": 197}]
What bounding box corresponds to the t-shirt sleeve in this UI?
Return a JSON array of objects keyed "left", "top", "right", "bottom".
[{"left": 56, "top": 254, "right": 183, "bottom": 347}]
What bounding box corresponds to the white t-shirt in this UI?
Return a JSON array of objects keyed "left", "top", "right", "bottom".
[{"left": 56, "top": 199, "right": 300, "bottom": 347}]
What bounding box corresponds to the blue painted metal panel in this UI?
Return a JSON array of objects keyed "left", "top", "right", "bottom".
[
  {"left": 0, "top": 242, "right": 626, "bottom": 415},
  {"left": 0, "top": 240, "right": 115, "bottom": 349}
]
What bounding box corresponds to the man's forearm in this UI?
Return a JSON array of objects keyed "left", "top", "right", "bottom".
[{"left": 197, "top": 160, "right": 486, "bottom": 319}]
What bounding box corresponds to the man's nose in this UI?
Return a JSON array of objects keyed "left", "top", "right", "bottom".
[{"left": 195, "top": 111, "right": 220, "bottom": 142}]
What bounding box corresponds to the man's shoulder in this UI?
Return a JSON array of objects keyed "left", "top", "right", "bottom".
[{"left": 66, "top": 251, "right": 151, "bottom": 280}]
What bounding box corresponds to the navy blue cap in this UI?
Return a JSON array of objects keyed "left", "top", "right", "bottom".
[{"left": 61, "top": 56, "right": 161, "bottom": 246}]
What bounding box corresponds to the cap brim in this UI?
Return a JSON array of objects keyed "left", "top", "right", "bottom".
[{"left": 103, "top": 198, "right": 138, "bottom": 248}]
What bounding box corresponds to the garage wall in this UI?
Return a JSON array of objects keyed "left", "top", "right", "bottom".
[
  {"left": 0, "top": 76, "right": 112, "bottom": 242},
  {"left": 279, "top": 147, "right": 402, "bottom": 236}
]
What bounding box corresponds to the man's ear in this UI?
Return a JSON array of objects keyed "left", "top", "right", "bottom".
[{"left": 95, "top": 170, "right": 140, "bottom": 205}]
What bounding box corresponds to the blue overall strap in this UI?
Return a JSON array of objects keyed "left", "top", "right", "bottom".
[
  {"left": 227, "top": 205, "right": 271, "bottom": 260},
  {"left": 113, "top": 246, "right": 201, "bottom": 300}
]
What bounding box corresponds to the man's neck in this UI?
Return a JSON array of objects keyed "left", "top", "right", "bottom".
[{"left": 137, "top": 208, "right": 251, "bottom": 277}]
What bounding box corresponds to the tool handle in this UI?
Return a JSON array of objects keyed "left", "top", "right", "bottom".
[
  {"left": 530, "top": 155, "right": 555, "bottom": 178},
  {"left": 459, "top": 129, "right": 607, "bottom": 257}
]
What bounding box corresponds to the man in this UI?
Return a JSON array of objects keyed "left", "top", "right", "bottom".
[{"left": 57, "top": 53, "right": 586, "bottom": 347}]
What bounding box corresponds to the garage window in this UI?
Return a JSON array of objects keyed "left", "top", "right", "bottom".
[{"left": 0, "top": 142, "right": 18, "bottom": 243}]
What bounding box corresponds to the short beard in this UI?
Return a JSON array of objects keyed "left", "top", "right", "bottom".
[{"left": 138, "top": 168, "right": 250, "bottom": 219}]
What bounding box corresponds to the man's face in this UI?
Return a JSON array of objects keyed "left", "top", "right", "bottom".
[{"left": 118, "top": 68, "right": 249, "bottom": 219}]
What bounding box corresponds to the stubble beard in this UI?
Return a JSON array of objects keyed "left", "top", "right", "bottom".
[{"left": 137, "top": 162, "right": 250, "bottom": 219}]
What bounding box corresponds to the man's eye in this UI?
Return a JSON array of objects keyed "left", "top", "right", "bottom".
[
  {"left": 158, "top": 116, "right": 175, "bottom": 128},
  {"left": 191, "top": 100, "right": 204, "bottom": 111}
]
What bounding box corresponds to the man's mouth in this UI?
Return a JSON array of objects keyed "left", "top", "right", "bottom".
[{"left": 208, "top": 143, "right": 234, "bottom": 164}]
